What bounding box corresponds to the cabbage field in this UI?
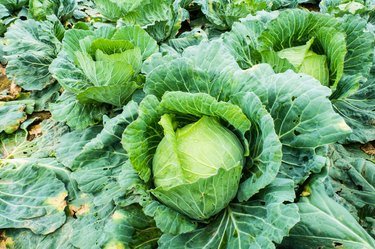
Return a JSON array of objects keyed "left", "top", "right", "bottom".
[{"left": 0, "top": 0, "right": 374, "bottom": 248}]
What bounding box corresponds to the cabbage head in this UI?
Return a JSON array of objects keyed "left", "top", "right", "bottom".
[{"left": 152, "top": 115, "right": 244, "bottom": 220}]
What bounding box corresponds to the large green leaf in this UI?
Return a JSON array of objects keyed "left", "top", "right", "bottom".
[
  {"left": 0, "top": 120, "right": 68, "bottom": 159},
  {"left": 49, "top": 51, "right": 91, "bottom": 94},
  {"left": 4, "top": 18, "right": 62, "bottom": 90},
  {"left": 167, "top": 28, "right": 208, "bottom": 53},
  {"left": 119, "top": 0, "right": 181, "bottom": 42},
  {"left": 0, "top": 100, "right": 34, "bottom": 134},
  {"left": 145, "top": 40, "right": 241, "bottom": 102},
  {"left": 122, "top": 95, "right": 162, "bottom": 182},
  {"left": 281, "top": 180, "right": 375, "bottom": 249},
  {"left": 0, "top": 159, "right": 67, "bottom": 235},
  {"left": 57, "top": 103, "right": 137, "bottom": 204},
  {"left": 50, "top": 91, "right": 107, "bottom": 130},
  {"left": 254, "top": 71, "right": 351, "bottom": 148},
  {"left": 278, "top": 145, "right": 329, "bottom": 185},
  {"left": 230, "top": 92, "right": 283, "bottom": 201}
]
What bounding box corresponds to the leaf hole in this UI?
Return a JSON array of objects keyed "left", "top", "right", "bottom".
[
  {"left": 333, "top": 241, "right": 343, "bottom": 247},
  {"left": 294, "top": 130, "right": 301, "bottom": 136},
  {"left": 291, "top": 96, "right": 297, "bottom": 101}
]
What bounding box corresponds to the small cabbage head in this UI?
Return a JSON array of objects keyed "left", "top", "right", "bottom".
[{"left": 151, "top": 114, "right": 244, "bottom": 220}]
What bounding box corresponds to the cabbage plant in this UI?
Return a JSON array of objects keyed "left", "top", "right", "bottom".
[
  {"left": 93, "top": 0, "right": 188, "bottom": 42},
  {"left": 192, "top": 0, "right": 299, "bottom": 30},
  {"left": 49, "top": 25, "right": 158, "bottom": 129},
  {"left": 224, "top": 9, "right": 375, "bottom": 143},
  {"left": 121, "top": 40, "right": 353, "bottom": 247}
]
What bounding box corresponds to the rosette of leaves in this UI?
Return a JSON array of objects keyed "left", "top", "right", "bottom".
[
  {"left": 94, "top": 0, "right": 188, "bottom": 42},
  {"left": 49, "top": 25, "right": 158, "bottom": 129},
  {"left": 223, "top": 9, "right": 375, "bottom": 143},
  {"left": 319, "top": 0, "right": 375, "bottom": 17},
  {"left": 121, "top": 40, "right": 351, "bottom": 247},
  {"left": 29, "top": 0, "right": 77, "bottom": 21},
  {"left": 192, "top": 0, "right": 299, "bottom": 30}
]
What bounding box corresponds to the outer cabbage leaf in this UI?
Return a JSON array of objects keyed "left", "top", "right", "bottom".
[
  {"left": 29, "top": 82, "right": 60, "bottom": 112},
  {"left": 0, "top": 159, "right": 67, "bottom": 235},
  {"left": 143, "top": 200, "right": 197, "bottom": 235},
  {"left": 0, "top": 100, "right": 34, "bottom": 134},
  {"left": 50, "top": 91, "right": 107, "bottom": 130},
  {"left": 4, "top": 203, "right": 161, "bottom": 249},
  {"left": 145, "top": 40, "right": 242, "bottom": 102},
  {"left": 56, "top": 102, "right": 138, "bottom": 206},
  {"left": 281, "top": 180, "right": 375, "bottom": 249},
  {"left": 0, "top": 130, "right": 32, "bottom": 159},
  {"left": 4, "top": 18, "right": 63, "bottom": 90},
  {"left": 0, "top": 119, "right": 68, "bottom": 159},
  {"left": 235, "top": 69, "right": 352, "bottom": 148},
  {"left": 278, "top": 145, "right": 329, "bottom": 185},
  {"left": 340, "top": 15, "right": 374, "bottom": 78}
]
